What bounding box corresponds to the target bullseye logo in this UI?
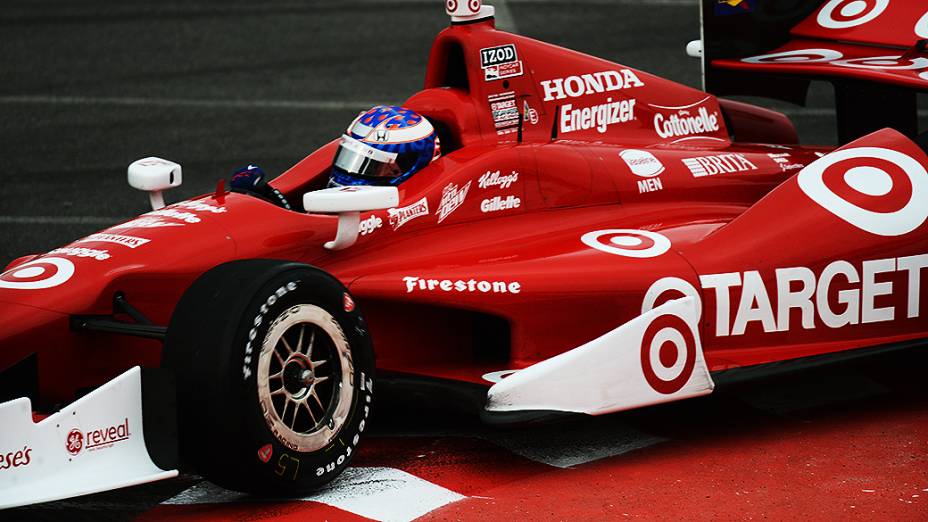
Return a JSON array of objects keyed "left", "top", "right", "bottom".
[
  {"left": 817, "top": 0, "right": 888, "bottom": 29},
  {"left": 833, "top": 56, "right": 928, "bottom": 70},
  {"left": 446, "top": 0, "right": 458, "bottom": 12},
  {"left": 581, "top": 229, "right": 671, "bottom": 258},
  {"left": 742, "top": 49, "right": 842, "bottom": 64},
  {"left": 640, "top": 314, "right": 696, "bottom": 394},
  {"left": 469, "top": 0, "right": 481, "bottom": 13},
  {"left": 639, "top": 277, "right": 702, "bottom": 395},
  {"left": 798, "top": 147, "right": 928, "bottom": 236},
  {"left": 0, "top": 257, "right": 75, "bottom": 290}
]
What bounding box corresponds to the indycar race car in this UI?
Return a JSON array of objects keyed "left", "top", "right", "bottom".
[{"left": 2, "top": 0, "right": 927, "bottom": 509}]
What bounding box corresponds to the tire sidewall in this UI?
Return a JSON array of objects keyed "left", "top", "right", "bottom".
[{"left": 218, "top": 266, "right": 374, "bottom": 493}]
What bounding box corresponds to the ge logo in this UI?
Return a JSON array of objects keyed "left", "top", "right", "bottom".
[
  {"left": 359, "top": 215, "right": 383, "bottom": 236},
  {"left": 798, "top": 146, "right": 928, "bottom": 237},
  {"left": 66, "top": 428, "right": 84, "bottom": 456}
]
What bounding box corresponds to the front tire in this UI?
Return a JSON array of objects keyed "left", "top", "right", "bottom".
[{"left": 163, "top": 260, "right": 374, "bottom": 495}]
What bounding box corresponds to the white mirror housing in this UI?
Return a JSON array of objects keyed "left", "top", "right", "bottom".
[
  {"left": 303, "top": 186, "right": 400, "bottom": 251},
  {"left": 128, "top": 157, "right": 183, "bottom": 210}
]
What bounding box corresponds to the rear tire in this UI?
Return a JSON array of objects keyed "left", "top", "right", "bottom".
[{"left": 163, "top": 259, "right": 374, "bottom": 495}]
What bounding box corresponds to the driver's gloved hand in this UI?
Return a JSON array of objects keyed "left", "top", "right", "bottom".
[{"left": 230, "top": 164, "right": 292, "bottom": 210}]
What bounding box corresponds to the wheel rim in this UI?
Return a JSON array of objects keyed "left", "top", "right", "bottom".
[{"left": 257, "top": 304, "right": 355, "bottom": 452}]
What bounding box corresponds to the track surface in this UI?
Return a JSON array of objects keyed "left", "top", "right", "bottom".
[{"left": 2, "top": 1, "right": 927, "bottom": 520}]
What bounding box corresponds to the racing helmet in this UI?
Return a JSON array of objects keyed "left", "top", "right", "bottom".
[{"left": 329, "top": 105, "right": 441, "bottom": 186}]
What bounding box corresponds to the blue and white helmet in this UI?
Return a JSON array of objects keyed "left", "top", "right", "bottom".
[{"left": 329, "top": 106, "right": 441, "bottom": 186}]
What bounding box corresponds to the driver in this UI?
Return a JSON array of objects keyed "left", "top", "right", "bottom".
[{"left": 328, "top": 105, "right": 441, "bottom": 187}]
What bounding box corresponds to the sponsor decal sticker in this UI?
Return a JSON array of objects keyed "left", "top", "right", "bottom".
[
  {"left": 76, "top": 233, "right": 150, "bottom": 249},
  {"left": 174, "top": 200, "right": 227, "bottom": 214},
  {"left": 66, "top": 428, "right": 83, "bottom": 456},
  {"left": 698, "top": 253, "right": 928, "bottom": 337},
  {"left": 0, "top": 257, "right": 75, "bottom": 290},
  {"left": 797, "top": 146, "right": 928, "bottom": 236},
  {"left": 480, "top": 195, "right": 521, "bottom": 213},
  {"left": 66, "top": 419, "right": 131, "bottom": 456},
  {"left": 403, "top": 276, "right": 522, "bottom": 294},
  {"left": 343, "top": 293, "right": 356, "bottom": 312},
  {"left": 48, "top": 247, "right": 111, "bottom": 261},
  {"left": 488, "top": 91, "right": 521, "bottom": 136},
  {"left": 768, "top": 153, "right": 805, "bottom": 172},
  {"left": 681, "top": 153, "right": 758, "bottom": 177},
  {"left": 582, "top": 229, "right": 672, "bottom": 258},
  {"left": 620, "top": 150, "right": 665, "bottom": 193},
  {"left": 359, "top": 214, "right": 382, "bottom": 236},
  {"left": 257, "top": 444, "right": 273, "bottom": 464},
  {"left": 816, "top": 0, "right": 888, "bottom": 29},
  {"left": 639, "top": 277, "right": 703, "bottom": 394},
  {"left": 0, "top": 446, "right": 33, "bottom": 471},
  {"left": 387, "top": 197, "right": 429, "bottom": 230},
  {"left": 478, "top": 170, "right": 519, "bottom": 190},
  {"left": 742, "top": 49, "right": 928, "bottom": 71},
  {"left": 540, "top": 69, "right": 645, "bottom": 102},
  {"left": 437, "top": 181, "right": 472, "bottom": 223},
  {"left": 523, "top": 100, "right": 539, "bottom": 125},
  {"left": 651, "top": 98, "right": 722, "bottom": 140},
  {"left": 480, "top": 44, "right": 523, "bottom": 81},
  {"left": 560, "top": 98, "right": 636, "bottom": 135},
  {"left": 110, "top": 217, "right": 184, "bottom": 229}
]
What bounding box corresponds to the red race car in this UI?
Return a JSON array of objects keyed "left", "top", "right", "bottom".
[{"left": 1, "top": 0, "right": 926, "bottom": 509}]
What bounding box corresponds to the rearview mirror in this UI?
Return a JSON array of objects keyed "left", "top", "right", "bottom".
[
  {"left": 304, "top": 186, "right": 399, "bottom": 250},
  {"left": 128, "top": 157, "right": 183, "bottom": 210}
]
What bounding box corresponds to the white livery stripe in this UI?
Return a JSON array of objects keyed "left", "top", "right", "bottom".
[{"left": 163, "top": 467, "right": 466, "bottom": 522}]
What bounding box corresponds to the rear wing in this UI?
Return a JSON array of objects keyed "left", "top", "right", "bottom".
[{"left": 700, "top": 0, "right": 927, "bottom": 144}]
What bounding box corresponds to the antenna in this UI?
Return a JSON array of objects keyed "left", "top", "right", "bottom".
[{"left": 446, "top": 0, "right": 495, "bottom": 23}]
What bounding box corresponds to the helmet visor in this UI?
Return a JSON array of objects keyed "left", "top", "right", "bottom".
[{"left": 332, "top": 135, "right": 401, "bottom": 179}]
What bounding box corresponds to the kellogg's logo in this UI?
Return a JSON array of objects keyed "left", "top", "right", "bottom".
[{"left": 479, "top": 170, "right": 519, "bottom": 190}]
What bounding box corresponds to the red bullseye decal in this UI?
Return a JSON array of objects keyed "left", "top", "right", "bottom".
[
  {"left": 832, "top": 56, "right": 928, "bottom": 70},
  {"left": 639, "top": 277, "right": 704, "bottom": 395},
  {"left": 743, "top": 48, "right": 842, "bottom": 64},
  {"left": 581, "top": 229, "right": 671, "bottom": 258},
  {"left": 640, "top": 314, "right": 696, "bottom": 395},
  {"left": 446, "top": 0, "right": 458, "bottom": 13},
  {"left": 817, "top": 0, "right": 888, "bottom": 29},
  {"left": 798, "top": 147, "right": 928, "bottom": 236},
  {"left": 468, "top": 0, "right": 481, "bottom": 13},
  {"left": 0, "top": 257, "right": 75, "bottom": 290}
]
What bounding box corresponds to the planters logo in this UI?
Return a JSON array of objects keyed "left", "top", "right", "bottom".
[{"left": 715, "top": 0, "right": 754, "bottom": 16}]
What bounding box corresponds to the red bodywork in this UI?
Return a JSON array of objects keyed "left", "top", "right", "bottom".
[{"left": 1, "top": 15, "right": 926, "bottom": 408}]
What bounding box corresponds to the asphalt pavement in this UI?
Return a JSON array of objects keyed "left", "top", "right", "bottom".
[{"left": 4, "top": 0, "right": 924, "bottom": 265}]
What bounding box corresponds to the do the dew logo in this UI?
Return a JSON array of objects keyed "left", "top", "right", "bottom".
[{"left": 797, "top": 146, "right": 928, "bottom": 236}]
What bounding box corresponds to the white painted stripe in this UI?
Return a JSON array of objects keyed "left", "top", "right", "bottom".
[
  {"left": 0, "top": 216, "right": 123, "bottom": 225},
  {"left": 485, "top": 424, "right": 667, "bottom": 468},
  {"left": 162, "top": 467, "right": 466, "bottom": 522},
  {"left": 0, "top": 95, "right": 379, "bottom": 111}
]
